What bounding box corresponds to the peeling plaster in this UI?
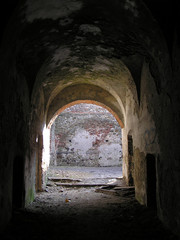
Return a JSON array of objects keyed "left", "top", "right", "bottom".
[
  {"left": 59, "top": 18, "right": 74, "bottom": 26},
  {"left": 26, "top": 0, "right": 83, "bottom": 22},
  {"left": 50, "top": 104, "right": 122, "bottom": 167},
  {"left": 92, "top": 64, "right": 110, "bottom": 72},
  {"left": 96, "top": 57, "right": 113, "bottom": 66},
  {"left": 50, "top": 47, "right": 71, "bottom": 68},
  {"left": 124, "top": 0, "right": 139, "bottom": 17},
  {"left": 79, "top": 24, "right": 101, "bottom": 36},
  {"left": 96, "top": 45, "right": 114, "bottom": 54},
  {"left": 92, "top": 56, "right": 113, "bottom": 72}
]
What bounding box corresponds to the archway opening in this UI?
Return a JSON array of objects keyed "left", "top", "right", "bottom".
[
  {"left": 44, "top": 102, "right": 123, "bottom": 188},
  {"left": 127, "top": 133, "right": 134, "bottom": 186}
]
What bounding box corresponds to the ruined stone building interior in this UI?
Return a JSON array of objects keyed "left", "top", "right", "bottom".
[{"left": 0, "top": 0, "right": 180, "bottom": 239}]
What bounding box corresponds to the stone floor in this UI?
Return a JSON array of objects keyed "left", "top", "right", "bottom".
[
  {"left": 0, "top": 167, "right": 179, "bottom": 240},
  {"left": 47, "top": 166, "right": 123, "bottom": 185}
]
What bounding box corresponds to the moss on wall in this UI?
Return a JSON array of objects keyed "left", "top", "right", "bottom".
[{"left": 26, "top": 188, "right": 35, "bottom": 205}]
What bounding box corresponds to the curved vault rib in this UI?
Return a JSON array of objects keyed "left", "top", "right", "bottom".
[
  {"left": 46, "top": 84, "right": 125, "bottom": 128},
  {"left": 48, "top": 99, "right": 124, "bottom": 129}
]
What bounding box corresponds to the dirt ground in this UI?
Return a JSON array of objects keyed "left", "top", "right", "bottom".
[{"left": 0, "top": 167, "right": 179, "bottom": 240}]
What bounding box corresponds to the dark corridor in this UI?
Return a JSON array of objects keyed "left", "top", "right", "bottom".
[
  {"left": 0, "top": 0, "right": 180, "bottom": 238},
  {"left": 146, "top": 154, "right": 157, "bottom": 210},
  {"left": 12, "top": 156, "right": 25, "bottom": 210},
  {"left": 1, "top": 185, "right": 177, "bottom": 240}
]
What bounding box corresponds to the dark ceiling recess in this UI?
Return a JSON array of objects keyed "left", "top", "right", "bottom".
[
  {"left": 0, "top": 0, "right": 179, "bottom": 47},
  {"left": 0, "top": 0, "right": 20, "bottom": 44},
  {"left": 0, "top": 0, "right": 179, "bottom": 72},
  {"left": 142, "top": 0, "right": 180, "bottom": 52}
]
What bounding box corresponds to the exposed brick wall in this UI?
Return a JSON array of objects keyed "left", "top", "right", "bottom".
[{"left": 50, "top": 104, "right": 122, "bottom": 167}]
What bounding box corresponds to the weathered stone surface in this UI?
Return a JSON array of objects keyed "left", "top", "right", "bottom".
[
  {"left": 50, "top": 103, "right": 122, "bottom": 167},
  {"left": 0, "top": 0, "right": 179, "bottom": 237}
]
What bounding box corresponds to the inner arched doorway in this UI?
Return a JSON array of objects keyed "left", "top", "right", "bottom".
[
  {"left": 50, "top": 102, "right": 122, "bottom": 167},
  {"left": 42, "top": 101, "right": 124, "bottom": 187}
]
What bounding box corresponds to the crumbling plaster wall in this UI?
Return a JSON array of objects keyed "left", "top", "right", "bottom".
[
  {"left": 46, "top": 84, "right": 125, "bottom": 128},
  {"left": 156, "top": 33, "right": 180, "bottom": 235},
  {"left": 122, "top": 45, "right": 180, "bottom": 237},
  {"left": 123, "top": 59, "right": 161, "bottom": 204},
  {"left": 50, "top": 104, "right": 122, "bottom": 167},
  {"left": 0, "top": 32, "right": 45, "bottom": 229},
  {"left": 0, "top": 0, "right": 179, "bottom": 236},
  {"left": 0, "top": 52, "right": 31, "bottom": 229}
]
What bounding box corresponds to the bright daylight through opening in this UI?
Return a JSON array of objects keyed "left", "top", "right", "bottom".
[{"left": 42, "top": 103, "right": 123, "bottom": 187}]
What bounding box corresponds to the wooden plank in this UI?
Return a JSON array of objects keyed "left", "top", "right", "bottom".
[
  {"left": 113, "top": 186, "right": 135, "bottom": 190},
  {"left": 55, "top": 183, "right": 109, "bottom": 187},
  {"left": 48, "top": 177, "right": 82, "bottom": 182}
]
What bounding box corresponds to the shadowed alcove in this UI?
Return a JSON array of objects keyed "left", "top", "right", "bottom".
[{"left": 0, "top": 0, "right": 180, "bottom": 239}]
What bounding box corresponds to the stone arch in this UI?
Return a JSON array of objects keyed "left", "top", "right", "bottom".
[
  {"left": 127, "top": 130, "right": 134, "bottom": 186},
  {"left": 1, "top": 0, "right": 179, "bottom": 235},
  {"left": 48, "top": 99, "right": 124, "bottom": 129},
  {"left": 46, "top": 83, "right": 126, "bottom": 128},
  {"left": 32, "top": 57, "right": 140, "bottom": 189},
  {"left": 22, "top": 0, "right": 166, "bottom": 210},
  {"left": 46, "top": 96, "right": 124, "bottom": 171},
  {"left": 49, "top": 102, "right": 123, "bottom": 168}
]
